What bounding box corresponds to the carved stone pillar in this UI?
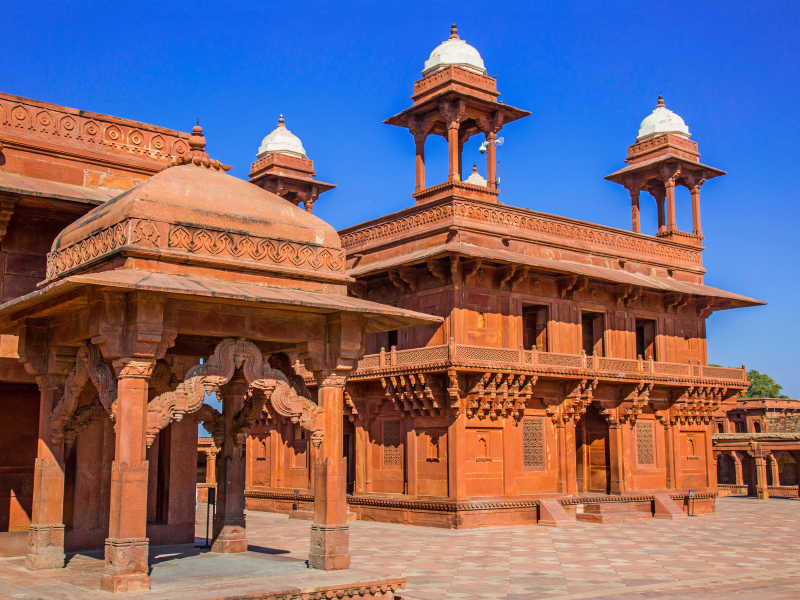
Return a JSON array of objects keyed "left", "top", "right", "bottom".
[
  {"left": 205, "top": 448, "right": 217, "bottom": 484},
  {"left": 691, "top": 184, "right": 702, "bottom": 236},
  {"left": 754, "top": 453, "right": 769, "bottom": 499},
  {"left": 629, "top": 189, "right": 641, "bottom": 233},
  {"left": 447, "top": 413, "right": 466, "bottom": 499},
  {"left": 608, "top": 420, "right": 624, "bottom": 495},
  {"left": 555, "top": 419, "right": 567, "bottom": 493},
  {"left": 733, "top": 453, "right": 743, "bottom": 487},
  {"left": 211, "top": 378, "right": 248, "bottom": 554},
  {"left": 102, "top": 359, "right": 154, "bottom": 593},
  {"left": 414, "top": 139, "right": 426, "bottom": 192},
  {"left": 769, "top": 453, "right": 781, "bottom": 487},
  {"left": 665, "top": 179, "right": 677, "bottom": 233},
  {"left": 661, "top": 420, "right": 675, "bottom": 489},
  {"left": 447, "top": 124, "right": 461, "bottom": 182},
  {"left": 25, "top": 375, "right": 67, "bottom": 571},
  {"left": 309, "top": 372, "right": 350, "bottom": 571},
  {"left": 486, "top": 132, "right": 497, "bottom": 190}
]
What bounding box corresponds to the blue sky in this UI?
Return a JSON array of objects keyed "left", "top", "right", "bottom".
[{"left": 4, "top": 1, "right": 798, "bottom": 395}]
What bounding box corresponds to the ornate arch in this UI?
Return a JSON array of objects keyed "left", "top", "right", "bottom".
[
  {"left": 146, "top": 338, "right": 323, "bottom": 448},
  {"left": 51, "top": 341, "right": 117, "bottom": 444}
]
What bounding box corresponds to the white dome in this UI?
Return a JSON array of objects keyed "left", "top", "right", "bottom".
[
  {"left": 636, "top": 96, "right": 690, "bottom": 141},
  {"left": 464, "top": 163, "right": 487, "bottom": 186},
  {"left": 257, "top": 115, "right": 307, "bottom": 159},
  {"left": 423, "top": 24, "right": 487, "bottom": 77}
]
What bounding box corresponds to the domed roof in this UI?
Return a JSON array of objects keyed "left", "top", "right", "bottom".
[
  {"left": 464, "top": 163, "right": 487, "bottom": 186},
  {"left": 47, "top": 125, "right": 344, "bottom": 285},
  {"left": 423, "top": 23, "right": 487, "bottom": 77},
  {"left": 257, "top": 115, "right": 307, "bottom": 159},
  {"left": 636, "top": 96, "right": 691, "bottom": 141}
]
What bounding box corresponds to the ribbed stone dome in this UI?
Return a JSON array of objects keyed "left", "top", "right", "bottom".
[
  {"left": 257, "top": 115, "right": 307, "bottom": 159},
  {"left": 637, "top": 96, "right": 691, "bottom": 141},
  {"left": 423, "top": 23, "right": 486, "bottom": 77}
]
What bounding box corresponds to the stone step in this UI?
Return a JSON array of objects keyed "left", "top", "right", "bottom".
[{"left": 576, "top": 501, "right": 652, "bottom": 524}]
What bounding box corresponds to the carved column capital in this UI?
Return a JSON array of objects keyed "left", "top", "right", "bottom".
[
  {"left": 34, "top": 374, "right": 66, "bottom": 392},
  {"left": 113, "top": 358, "right": 156, "bottom": 379},
  {"left": 314, "top": 372, "right": 348, "bottom": 389},
  {"left": 0, "top": 192, "right": 19, "bottom": 243}
]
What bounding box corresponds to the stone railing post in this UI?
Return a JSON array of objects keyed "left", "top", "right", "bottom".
[
  {"left": 390, "top": 345, "right": 397, "bottom": 366},
  {"left": 379, "top": 347, "right": 386, "bottom": 368}
]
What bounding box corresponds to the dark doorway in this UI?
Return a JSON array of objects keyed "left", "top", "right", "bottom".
[
  {"left": 635, "top": 319, "right": 657, "bottom": 360},
  {"left": 581, "top": 312, "right": 604, "bottom": 357},
  {"left": 387, "top": 330, "right": 398, "bottom": 350},
  {"left": 342, "top": 420, "right": 356, "bottom": 495},
  {"left": 576, "top": 404, "right": 610, "bottom": 494},
  {"left": 522, "top": 305, "right": 548, "bottom": 351}
]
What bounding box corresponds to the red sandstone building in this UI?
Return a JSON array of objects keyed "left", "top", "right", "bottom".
[
  {"left": 243, "top": 25, "right": 764, "bottom": 527},
  {"left": 0, "top": 21, "right": 772, "bottom": 596},
  {"left": 713, "top": 398, "right": 800, "bottom": 499}
]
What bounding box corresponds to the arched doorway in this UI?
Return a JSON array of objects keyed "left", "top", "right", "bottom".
[{"left": 576, "top": 404, "right": 610, "bottom": 494}]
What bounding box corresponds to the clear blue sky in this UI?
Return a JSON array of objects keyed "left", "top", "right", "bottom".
[{"left": 4, "top": 1, "right": 798, "bottom": 396}]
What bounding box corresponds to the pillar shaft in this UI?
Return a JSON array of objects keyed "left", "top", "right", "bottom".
[
  {"left": 415, "top": 140, "right": 425, "bottom": 191},
  {"left": 608, "top": 423, "right": 624, "bottom": 495},
  {"left": 656, "top": 193, "right": 666, "bottom": 233},
  {"left": 630, "top": 190, "right": 641, "bottom": 233},
  {"left": 205, "top": 451, "right": 216, "bottom": 484},
  {"left": 102, "top": 360, "right": 153, "bottom": 593},
  {"left": 770, "top": 455, "right": 781, "bottom": 487},
  {"left": 663, "top": 423, "right": 675, "bottom": 489},
  {"left": 691, "top": 185, "right": 702, "bottom": 236},
  {"left": 665, "top": 181, "right": 677, "bottom": 232},
  {"left": 447, "top": 414, "right": 467, "bottom": 500},
  {"left": 447, "top": 124, "right": 460, "bottom": 182},
  {"left": 309, "top": 374, "right": 349, "bottom": 571},
  {"left": 486, "top": 133, "right": 497, "bottom": 190},
  {"left": 734, "top": 459, "right": 743, "bottom": 486},
  {"left": 755, "top": 455, "right": 769, "bottom": 499},
  {"left": 211, "top": 380, "right": 248, "bottom": 554},
  {"left": 25, "top": 378, "right": 66, "bottom": 571}
]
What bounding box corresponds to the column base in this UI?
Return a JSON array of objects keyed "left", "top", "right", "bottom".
[
  {"left": 308, "top": 524, "right": 350, "bottom": 571},
  {"left": 24, "top": 524, "right": 65, "bottom": 570},
  {"left": 757, "top": 489, "right": 770, "bottom": 500},
  {"left": 211, "top": 514, "right": 247, "bottom": 553},
  {"left": 100, "top": 537, "right": 150, "bottom": 593}
]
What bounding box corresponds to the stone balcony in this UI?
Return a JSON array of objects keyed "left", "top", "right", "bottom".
[{"left": 295, "top": 342, "right": 747, "bottom": 387}]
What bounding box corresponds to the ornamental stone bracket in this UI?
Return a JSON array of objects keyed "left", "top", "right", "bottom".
[
  {"left": 467, "top": 372, "right": 538, "bottom": 420},
  {"left": 381, "top": 372, "right": 446, "bottom": 417},
  {"left": 146, "top": 338, "right": 324, "bottom": 449}
]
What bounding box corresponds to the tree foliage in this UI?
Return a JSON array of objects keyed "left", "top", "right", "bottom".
[{"left": 743, "top": 369, "right": 789, "bottom": 399}]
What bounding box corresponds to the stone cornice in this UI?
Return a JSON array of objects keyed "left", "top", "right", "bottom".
[{"left": 339, "top": 197, "right": 704, "bottom": 270}]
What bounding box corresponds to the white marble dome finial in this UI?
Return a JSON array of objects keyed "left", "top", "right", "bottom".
[
  {"left": 257, "top": 114, "right": 307, "bottom": 159},
  {"left": 423, "top": 23, "right": 487, "bottom": 77},
  {"left": 464, "top": 163, "right": 487, "bottom": 186},
  {"left": 636, "top": 95, "right": 691, "bottom": 141}
]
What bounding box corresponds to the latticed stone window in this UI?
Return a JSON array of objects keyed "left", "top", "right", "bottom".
[
  {"left": 637, "top": 422, "right": 655, "bottom": 465},
  {"left": 522, "top": 419, "right": 544, "bottom": 468},
  {"left": 383, "top": 420, "right": 403, "bottom": 467}
]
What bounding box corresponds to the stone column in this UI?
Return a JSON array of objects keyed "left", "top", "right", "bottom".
[
  {"left": 309, "top": 372, "right": 350, "bottom": 570},
  {"left": 564, "top": 418, "right": 578, "bottom": 494},
  {"left": 690, "top": 184, "right": 702, "bottom": 236},
  {"left": 354, "top": 421, "right": 365, "bottom": 494},
  {"left": 414, "top": 138, "right": 426, "bottom": 192},
  {"left": 25, "top": 376, "right": 67, "bottom": 571},
  {"left": 211, "top": 379, "right": 248, "bottom": 554},
  {"left": 486, "top": 132, "right": 497, "bottom": 190},
  {"left": 770, "top": 454, "right": 781, "bottom": 487},
  {"left": 733, "top": 452, "right": 743, "bottom": 486},
  {"left": 665, "top": 180, "right": 677, "bottom": 233},
  {"left": 654, "top": 190, "right": 666, "bottom": 234},
  {"left": 555, "top": 419, "right": 568, "bottom": 493},
  {"left": 205, "top": 448, "right": 217, "bottom": 484},
  {"left": 754, "top": 453, "right": 769, "bottom": 499},
  {"left": 102, "top": 359, "right": 154, "bottom": 593},
  {"left": 629, "top": 189, "right": 641, "bottom": 233},
  {"left": 364, "top": 422, "right": 374, "bottom": 493},
  {"left": 662, "top": 420, "right": 675, "bottom": 489},
  {"left": 608, "top": 419, "right": 624, "bottom": 495},
  {"left": 405, "top": 416, "right": 417, "bottom": 496},
  {"left": 447, "top": 123, "right": 461, "bottom": 182},
  {"left": 447, "top": 414, "right": 467, "bottom": 499}
]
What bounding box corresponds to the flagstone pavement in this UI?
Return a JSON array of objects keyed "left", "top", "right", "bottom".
[{"left": 241, "top": 496, "right": 800, "bottom": 599}]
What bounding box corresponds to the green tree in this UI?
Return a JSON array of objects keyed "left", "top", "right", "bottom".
[{"left": 743, "top": 369, "right": 789, "bottom": 399}]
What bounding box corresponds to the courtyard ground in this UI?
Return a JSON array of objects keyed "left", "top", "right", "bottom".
[
  {"left": 243, "top": 496, "right": 800, "bottom": 599},
  {"left": 2, "top": 496, "right": 800, "bottom": 599}
]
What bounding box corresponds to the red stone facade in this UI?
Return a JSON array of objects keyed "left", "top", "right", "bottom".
[
  {"left": 713, "top": 398, "right": 800, "bottom": 499},
  {"left": 244, "top": 51, "right": 763, "bottom": 528}
]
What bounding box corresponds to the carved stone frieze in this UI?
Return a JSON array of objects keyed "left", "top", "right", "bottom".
[
  {"left": 381, "top": 373, "right": 445, "bottom": 417},
  {"left": 168, "top": 224, "right": 344, "bottom": 273},
  {"left": 467, "top": 372, "right": 536, "bottom": 420}
]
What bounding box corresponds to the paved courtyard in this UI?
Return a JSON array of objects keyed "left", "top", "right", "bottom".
[{"left": 243, "top": 496, "right": 800, "bottom": 599}]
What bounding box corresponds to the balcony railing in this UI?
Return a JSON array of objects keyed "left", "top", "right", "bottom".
[{"left": 349, "top": 343, "right": 747, "bottom": 382}]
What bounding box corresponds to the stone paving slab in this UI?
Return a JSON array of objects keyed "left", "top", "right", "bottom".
[{"left": 241, "top": 496, "right": 800, "bottom": 599}]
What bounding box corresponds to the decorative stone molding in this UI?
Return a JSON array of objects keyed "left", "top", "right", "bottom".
[
  {"left": 381, "top": 373, "right": 446, "bottom": 417},
  {"left": 168, "top": 224, "right": 344, "bottom": 273}
]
